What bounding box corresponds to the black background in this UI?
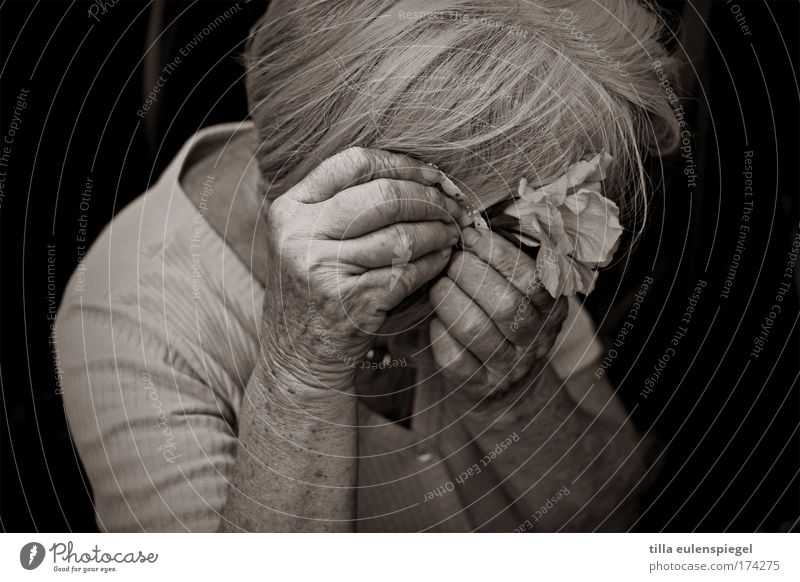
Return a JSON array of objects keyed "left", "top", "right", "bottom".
[{"left": 1, "top": 0, "right": 798, "bottom": 532}]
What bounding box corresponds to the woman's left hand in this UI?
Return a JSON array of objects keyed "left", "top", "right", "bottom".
[{"left": 429, "top": 227, "right": 568, "bottom": 401}]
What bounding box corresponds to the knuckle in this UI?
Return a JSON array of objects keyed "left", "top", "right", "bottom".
[
  {"left": 325, "top": 146, "right": 372, "bottom": 185},
  {"left": 490, "top": 246, "right": 519, "bottom": 276},
  {"left": 266, "top": 201, "right": 290, "bottom": 244},
  {"left": 374, "top": 178, "right": 400, "bottom": 203},
  {"left": 432, "top": 340, "right": 457, "bottom": 366},
  {"left": 339, "top": 146, "right": 370, "bottom": 169},
  {"left": 424, "top": 185, "right": 441, "bottom": 201},
  {"left": 305, "top": 242, "right": 330, "bottom": 270},
  {"left": 267, "top": 196, "right": 289, "bottom": 224},
  {"left": 461, "top": 315, "right": 487, "bottom": 340},
  {"left": 344, "top": 145, "right": 368, "bottom": 158},
  {"left": 423, "top": 186, "right": 446, "bottom": 210},
  {"left": 370, "top": 179, "right": 400, "bottom": 222},
  {"left": 386, "top": 223, "right": 410, "bottom": 248},
  {"left": 381, "top": 221, "right": 401, "bottom": 240},
  {"left": 447, "top": 251, "right": 469, "bottom": 279},
  {"left": 405, "top": 221, "right": 429, "bottom": 243}
]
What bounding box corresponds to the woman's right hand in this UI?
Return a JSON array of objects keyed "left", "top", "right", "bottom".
[{"left": 261, "top": 147, "right": 465, "bottom": 392}]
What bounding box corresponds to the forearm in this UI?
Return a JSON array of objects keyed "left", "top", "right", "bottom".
[
  {"left": 220, "top": 356, "right": 358, "bottom": 532},
  {"left": 461, "top": 364, "right": 653, "bottom": 530}
]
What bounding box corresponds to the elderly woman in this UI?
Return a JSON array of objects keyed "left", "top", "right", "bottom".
[{"left": 58, "top": 0, "right": 679, "bottom": 532}]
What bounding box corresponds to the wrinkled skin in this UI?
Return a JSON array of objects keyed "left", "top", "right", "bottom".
[
  {"left": 261, "top": 146, "right": 567, "bottom": 398},
  {"left": 430, "top": 227, "right": 568, "bottom": 400},
  {"left": 261, "top": 147, "right": 463, "bottom": 390}
]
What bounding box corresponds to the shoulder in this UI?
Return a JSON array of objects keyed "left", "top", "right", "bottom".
[{"left": 57, "top": 126, "right": 264, "bottom": 398}]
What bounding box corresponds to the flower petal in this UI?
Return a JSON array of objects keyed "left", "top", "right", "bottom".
[
  {"left": 518, "top": 179, "right": 547, "bottom": 204},
  {"left": 508, "top": 230, "right": 541, "bottom": 248},
  {"left": 490, "top": 152, "right": 618, "bottom": 297},
  {"left": 535, "top": 248, "right": 597, "bottom": 296},
  {"left": 558, "top": 254, "right": 599, "bottom": 296},
  {"left": 536, "top": 246, "right": 563, "bottom": 297},
  {"left": 560, "top": 188, "right": 623, "bottom": 266},
  {"left": 530, "top": 151, "right": 613, "bottom": 205},
  {"left": 502, "top": 196, "right": 572, "bottom": 254},
  {"left": 562, "top": 192, "right": 589, "bottom": 215}
]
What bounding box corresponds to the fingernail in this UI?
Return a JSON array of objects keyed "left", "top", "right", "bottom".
[
  {"left": 456, "top": 213, "right": 473, "bottom": 228},
  {"left": 461, "top": 228, "right": 480, "bottom": 247},
  {"left": 423, "top": 166, "right": 443, "bottom": 183}
]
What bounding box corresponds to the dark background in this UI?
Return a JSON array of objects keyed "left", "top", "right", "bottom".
[{"left": 1, "top": 0, "right": 798, "bottom": 532}]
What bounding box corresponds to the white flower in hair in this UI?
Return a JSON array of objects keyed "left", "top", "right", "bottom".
[
  {"left": 435, "top": 151, "right": 623, "bottom": 297},
  {"left": 500, "top": 151, "right": 622, "bottom": 297}
]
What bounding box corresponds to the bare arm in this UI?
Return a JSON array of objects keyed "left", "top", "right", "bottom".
[
  {"left": 219, "top": 147, "right": 465, "bottom": 531},
  {"left": 465, "top": 364, "right": 652, "bottom": 531},
  {"left": 221, "top": 356, "right": 358, "bottom": 532},
  {"left": 429, "top": 227, "right": 651, "bottom": 530}
]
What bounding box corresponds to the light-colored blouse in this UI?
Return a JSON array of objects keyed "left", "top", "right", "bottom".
[{"left": 57, "top": 122, "right": 651, "bottom": 532}]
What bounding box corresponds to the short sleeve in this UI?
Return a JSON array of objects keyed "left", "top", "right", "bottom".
[
  {"left": 58, "top": 302, "right": 238, "bottom": 532},
  {"left": 56, "top": 123, "right": 266, "bottom": 532}
]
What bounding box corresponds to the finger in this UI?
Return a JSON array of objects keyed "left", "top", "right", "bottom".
[
  {"left": 429, "top": 318, "right": 482, "bottom": 385},
  {"left": 361, "top": 247, "right": 453, "bottom": 311},
  {"left": 339, "top": 221, "right": 460, "bottom": 269},
  {"left": 461, "top": 227, "right": 554, "bottom": 310},
  {"left": 322, "top": 179, "right": 464, "bottom": 238},
  {"left": 429, "top": 276, "right": 515, "bottom": 364},
  {"left": 446, "top": 250, "right": 529, "bottom": 341},
  {"left": 290, "top": 147, "right": 446, "bottom": 204}
]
